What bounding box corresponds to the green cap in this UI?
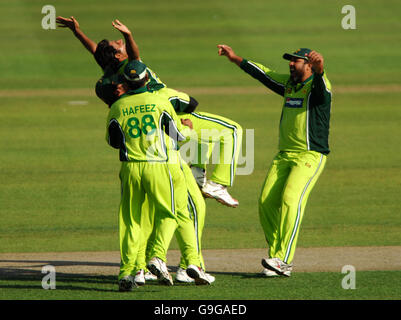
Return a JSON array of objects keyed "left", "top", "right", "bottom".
[
  {"left": 123, "top": 60, "right": 148, "bottom": 82},
  {"left": 283, "top": 48, "right": 311, "bottom": 61}
]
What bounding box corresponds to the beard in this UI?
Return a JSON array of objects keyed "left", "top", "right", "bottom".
[{"left": 290, "top": 68, "right": 303, "bottom": 83}]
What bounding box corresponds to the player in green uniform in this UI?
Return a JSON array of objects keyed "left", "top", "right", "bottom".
[
  {"left": 89, "top": 26, "right": 215, "bottom": 283},
  {"left": 106, "top": 60, "right": 211, "bottom": 290},
  {"left": 57, "top": 16, "right": 216, "bottom": 284},
  {"left": 56, "top": 16, "right": 242, "bottom": 208},
  {"left": 56, "top": 17, "right": 239, "bottom": 283},
  {"left": 218, "top": 44, "right": 332, "bottom": 277}
]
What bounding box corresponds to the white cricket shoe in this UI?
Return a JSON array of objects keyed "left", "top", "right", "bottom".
[
  {"left": 118, "top": 275, "right": 136, "bottom": 292},
  {"left": 175, "top": 267, "right": 195, "bottom": 283},
  {"left": 204, "top": 272, "right": 216, "bottom": 284},
  {"left": 144, "top": 270, "right": 158, "bottom": 281},
  {"left": 186, "top": 265, "right": 212, "bottom": 285},
  {"left": 134, "top": 269, "right": 145, "bottom": 286},
  {"left": 261, "top": 268, "right": 279, "bottom": 277},
  {"left": 261, "top": 257, "right": 292, "bottom": 277},
  {"left": 191, "top": 166, "right": 206, "bottom": 188},
  {"left": 201, "top": 181, "right": 239, "bottom": 208},
  {"left": 147, "top": 257, "right": 174, "bottom": 286}
]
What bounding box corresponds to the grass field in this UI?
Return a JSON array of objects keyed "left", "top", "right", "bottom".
[
  {"left": 1, "top": 271, "right": 401, "bottom": 300},
  {"left": 1, "top": 0, "right": 401, "bottom": 302}
]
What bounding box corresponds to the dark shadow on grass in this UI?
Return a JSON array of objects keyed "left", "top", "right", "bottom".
[
  {"left": 0, "top": 270, "right": 168, "bottom": 293},
  {"left": 0, "top": 263, "right": 188, "bottom": 293},
  {"left": 0, "top": 268, "right": 116, "bottom": 292},
  {"left": 204, "top": 270, "right": 283, "bottom": 279},
  {"left": 0, "top": 260, "right": 119, "bottom": 268},
  {"left": 0, "top": 260, "right": 270, "bottom": 293}
]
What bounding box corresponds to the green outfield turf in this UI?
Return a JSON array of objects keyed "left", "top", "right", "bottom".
[
  {"left": 1, "top": 0, "right": 401, "bottom": 90},
  {"left": 1, "top": 0, "right": 400, "bottom": 301},
  {"left": 1, "top": 271, "right": 401, "bottom": 300},
  {"left": 1, "top": 91, "right": 400, "bottom": 253}
]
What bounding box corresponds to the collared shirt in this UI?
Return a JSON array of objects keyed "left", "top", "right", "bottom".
[
  {"left": 106, "top": 87, "right": 188, "bottom": 162},
  {"left": 240, "top": 59, "right": 332, "bottom": 155}
]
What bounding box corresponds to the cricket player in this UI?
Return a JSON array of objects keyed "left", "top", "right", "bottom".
[
  {"left": 56, "top": 16, "right": 242, "bottom": 208},
  {"left": 107, "top": 60, "right": 211, "bottom": 291},
  {"left": 218, "top": 44, "right": 332, "bottom": 277},
  {"left": 56, "top": 16, "right": 236, "bottom": 283},
  {"left": 90, "top": 26, "right": 216, "bottom": 284}
]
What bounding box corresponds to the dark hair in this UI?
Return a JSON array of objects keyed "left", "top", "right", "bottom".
[
  {"left": 126, "top": 77, "right": 148, "bottom": 91},
  {"left": 94, "top": 39, "right": 120, "bottom": 71}
]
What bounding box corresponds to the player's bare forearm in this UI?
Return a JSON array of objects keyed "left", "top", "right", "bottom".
[
  {"left": 57, "top": 16, "right": 97, "bottom": 54},
  {"left": 74, "top": 29, "right": 97, "bottom": 54},
  {"left": 112, "top": 20, "right": 140, "bottom": 61},
  {"left": 217, "top": 44, "right": 243, "bottom": 66},
  {"left": 123, "top": 32, "right": 140, "bottom": 61}
]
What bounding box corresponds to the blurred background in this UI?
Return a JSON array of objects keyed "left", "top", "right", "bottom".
[{"left": 0, "top": 0, "right": 400, "bottom": 253}]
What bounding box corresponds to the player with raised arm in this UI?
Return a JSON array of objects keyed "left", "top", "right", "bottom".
[
  {"left": 218, "top": 44, "right": 332, "bottom": 277},
  {"left": 56, "top": 16, "right": 242, "bottom": 209},
  {"left": 56, "top": 16, "right": 217, "bottom": 284}
]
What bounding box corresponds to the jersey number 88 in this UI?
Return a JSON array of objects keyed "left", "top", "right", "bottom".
[{"left": 127, "top": 115, "right": 156, "bottom": 138}]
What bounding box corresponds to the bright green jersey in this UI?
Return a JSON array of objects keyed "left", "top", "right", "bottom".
[
  {"left": 106, "top": 86, "right": 187, "bottom": 162},
  {"left": 240, "top": 59, "right": 332, "bottom": 155}
]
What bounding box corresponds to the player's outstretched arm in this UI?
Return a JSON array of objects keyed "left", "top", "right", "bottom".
[
  {"left": 112, "top": 19, "right": 140, "bottom": 61},
  {"left": 56, "top": 16, "right": 97, "bottom": 54},
  {"left": 217, "top": 44, "right": 243, "bottom": 66}
]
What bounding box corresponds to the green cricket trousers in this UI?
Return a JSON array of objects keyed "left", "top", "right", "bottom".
[
  {"left": 178, "top": 111, "right": 243, "bottom": 187},
  {"left": 118, "top": 160, "right": 185, "bottom": 280},
  {"left": 135, "top": 159, "right": 206, "bottom": 273},
  {"left": 258, "top": 150, "right": 327, "bottom": 264}
]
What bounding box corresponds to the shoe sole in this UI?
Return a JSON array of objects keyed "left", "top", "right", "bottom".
[
  {"left": 201, "top": 190, "right": 214, "bottom": 199},
  {"left": 147, "top": 263, "right": 174, "bottom": 286},
  {"left": 175, "top": 278, "right": 195, "bottom": 284},
  {"left": 202, "top": 191, "right": 239, "bottom": 208},
  {"left": 261, "top": 259, "right": 291, "bottom": 277},
  {"left": 144, "top": 277, "right": 158, "bottom": 282},
  {"left": 118, "top": 280, "right": 135, "bottom": 292},
  {"left": 186, "top": 268, "right": 211, "bottom": 286}
]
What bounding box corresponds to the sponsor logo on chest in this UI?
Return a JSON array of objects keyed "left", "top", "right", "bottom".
[{"left": 284, "top": 97, "right": 304, "bottom": 108}]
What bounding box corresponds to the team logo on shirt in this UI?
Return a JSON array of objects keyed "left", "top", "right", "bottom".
[{"left": 285, "top": 97, "right": 304, "bottom": 108}]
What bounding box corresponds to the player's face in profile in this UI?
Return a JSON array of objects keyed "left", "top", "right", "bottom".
[
  {"left": 109, "top": 39, "right": 127, "bottom": 57},
  {"left": 289, "top": 58, "right": 307, "bottom": 82}
]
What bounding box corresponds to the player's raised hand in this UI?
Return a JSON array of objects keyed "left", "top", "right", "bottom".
[
  {"left": 112, "top": 19, "right": 131, "bottom": 35},
  {"left": 307, "top": 51, "right": 324, "bottom": 74},
  {"left": 217, "top": 44, "right": 234, "bottom": 58},
  {"left": 217, "top": 44, "right": 243, "bottom": 66},
  {"left": 56, "top": 16, "right": 80, "bottom": 32}
]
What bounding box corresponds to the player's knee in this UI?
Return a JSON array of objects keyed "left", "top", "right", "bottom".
[
  {"left": 259, "top": 194, "right": 279, "bottom": 211},
  {"left": 281, "top": 193, "right": 298, "bottom": 209}
]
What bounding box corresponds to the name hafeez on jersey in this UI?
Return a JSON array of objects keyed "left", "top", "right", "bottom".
[
  {"left": 107, "top": 86, "right": 186, "bottom": 163},
  {"left": 122, "top": 104, "right": 156, "bottom": 116}
]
